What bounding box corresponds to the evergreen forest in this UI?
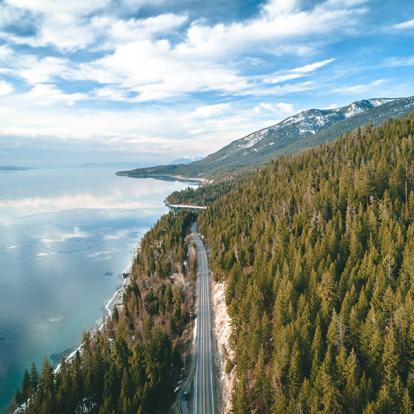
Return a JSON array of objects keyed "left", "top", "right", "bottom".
[{"left": 199, "top": 114, "right": 414, "bottom": 413}]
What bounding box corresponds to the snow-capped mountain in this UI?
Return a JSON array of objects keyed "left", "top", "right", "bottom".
[
  {"left": 233, "top": 98, "right": 399, "bottom": 154},
  {"left": 118, "top": 96, "right": 414, "bottom": 179}
]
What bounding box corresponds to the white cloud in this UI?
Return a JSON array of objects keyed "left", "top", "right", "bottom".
[
  {"left": 76, "top": 39, "right": 249, "bottom": 101},
  {"left": 264, "top": 72, "right": 303, "bottom": 84},
  {"left": 24, "top": 84, "right": 87, "bottom": 106},
  {"left": 0, "top": 3, "right": 26, "bottom": 27},
  {"left": 385, "top": 56, "right": 414, "bottom": 67},
  {"left": 264, "top": 44, "right": 315, "bottom": 57},
  {"left": 0, "top": 0, "right": 107, "bottom": 51},
  {"left": 333, "top": 79, "right": 386, "bottom": 94},
  {"left": 0, "top": 45, "right": 12, "bottom": 59},
  {"left": 262, "top": 0, "right": 300, "bottom": 17},
  {"left": 0, "top": 0, "right": 376, "bottom": 163},
  {"left": 0, "top": 49, "right": 89, "bottom": 105},
  {"left": 393, "top": 18, "right": 414, "bottom": 30},
  {"left": 19, "top": 56, "right": 70, "bottom": 84},
  {"left": 72, "top": 53, "right": 330, "bottom": 102},
  {"left": 291, "top": 58, "right": 335, "bottom": 74},
  {"left": 192, "top": 103, "right": 231, "bottom": 119},
  {"left": 265, "top": 58, "right": 335, "bottom": 84},
  {"left": 1, "top": 1, "right": 184, "bottom": 51},
  {"left": 94, "top": 13, "right": 188, "bottom": 46},
  {"left": 66, "top": 0, "right": 353, "bottom": 102},
  {"left": 175, "top": 0, "right": 366, "bottom": 60},
  {"left": 93, "top": 86, "right": 130, "bottom": 102},
  {"left": 0, "top": 92, "right": 299, "bottom": 158},
  {"left": 0, "top": 47, "right": 72, "bottom": 88},
  {"left": 254, "top": 102, "right": 296, "bottom": 115},
  {"left": 0, "top": 80, "right": 14, "bottom": 95},
  {"left": 0, "top": 0, "right": 366, "bottom": 102},
  {"left": 241, "top": 80, "right": 315, "bottom": 97},
  {"left": 6, "top": 0, "right": 106, "bottom": 16}
]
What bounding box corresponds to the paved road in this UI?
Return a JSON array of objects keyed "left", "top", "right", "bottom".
[
  {"left": 192, "top": 223, "right": 216, "bottom": 414},
  {"left": 178, "top": 223, "right": 216, "bottom": 414}
]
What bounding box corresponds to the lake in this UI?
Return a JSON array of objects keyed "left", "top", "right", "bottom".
[{"left": 0, "top": 166, "right": 193, "bottom": 413}]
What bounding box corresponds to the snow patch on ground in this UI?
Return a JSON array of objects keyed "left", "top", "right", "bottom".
[{"left": 212, "top": 281, "right": 235, "bottom": 414}]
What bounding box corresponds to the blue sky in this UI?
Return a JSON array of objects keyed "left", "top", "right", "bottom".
[{"left": 0, "top": 0, "right": 413, "bottom": 166}]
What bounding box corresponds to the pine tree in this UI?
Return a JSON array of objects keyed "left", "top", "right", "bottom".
[
  {"left": 30, "top": 362, "right": 39, "bottom": 391},
  {"left": 22, "top": 369, "right": 31, "bottom": 400}
]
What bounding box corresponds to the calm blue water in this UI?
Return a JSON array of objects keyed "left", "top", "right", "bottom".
[{"left": 0, "top": 167, "right": 193, "bottom": 413}]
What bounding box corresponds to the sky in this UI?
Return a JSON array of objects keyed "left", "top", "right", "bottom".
[{"left": 0, "top": 0, "right": 413, "bottom": 166}]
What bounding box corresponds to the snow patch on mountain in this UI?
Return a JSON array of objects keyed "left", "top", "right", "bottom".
[
  {"left": 237, "top": 128, "right": 269, "bottom": 149},
  {"left": 282, "top": 113, "right": 305, "bottom": 125},
  {"left": 241, "top": 98, "right": 407, "bottom": 154},
  {"left": 345, "top": 102, "right": 366, "bottom": 118},
  {"left": 368, "top": 98, "right": 397, "bottom": 107},
  {"left": 236, "top": 98, "right": 402, "bottom": 151}
]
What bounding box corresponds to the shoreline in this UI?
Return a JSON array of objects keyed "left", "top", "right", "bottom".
[
  {"left": 54, "top": 261, "right": 133, "bottom": 373},
  {"left": 116, "top": 171, "right": 213, "bottom": 185},
  {"left": 14, "top": 261, "right": 134, "bottom": 414}
]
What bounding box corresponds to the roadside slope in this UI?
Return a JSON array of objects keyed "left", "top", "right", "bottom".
[{"left": 211, "top": 281, "right": 234, "bottom": 414}]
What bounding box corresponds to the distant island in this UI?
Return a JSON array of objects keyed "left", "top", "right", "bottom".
[{"left": 0, "top": 165, "right": 32, "bottom": 172}]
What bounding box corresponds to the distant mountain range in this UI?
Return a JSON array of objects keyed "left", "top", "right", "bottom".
[
  {"left": 117, "top": 96, "right": 414, "bottom": 180},
  {"left": 170, "top": 155, "right": 203, "bottom": 165}
]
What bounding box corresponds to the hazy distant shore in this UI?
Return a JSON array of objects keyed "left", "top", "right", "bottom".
[{"left": 0, "top": 166, "right": 32, "bottom": 172}]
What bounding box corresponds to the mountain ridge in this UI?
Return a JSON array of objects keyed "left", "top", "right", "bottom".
[{"left": 117, "top": 96, "right": 414, "bottom": 180}]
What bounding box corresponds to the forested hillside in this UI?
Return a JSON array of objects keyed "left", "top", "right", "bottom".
[
  {"left": 166, "top": 178, "right": 240, "bottom": 206},
  {"left": 13, "top": 212, "right": 196, "bottom": 414},
  {"left": 199, "top": 114, "right": 414, "bottom": 413}
]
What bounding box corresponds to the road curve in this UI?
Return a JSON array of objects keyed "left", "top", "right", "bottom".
[{"left": 192, "top": 223, "right": 216, "bottom": 414}]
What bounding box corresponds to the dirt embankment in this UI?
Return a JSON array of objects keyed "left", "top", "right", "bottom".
[{"left": 211, "top": 281, "right": 235, "bottom": 413}]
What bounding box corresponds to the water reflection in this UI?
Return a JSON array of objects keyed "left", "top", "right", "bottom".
[{"left": 0, "top": 167, "right": 194, "bottom": 412}]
